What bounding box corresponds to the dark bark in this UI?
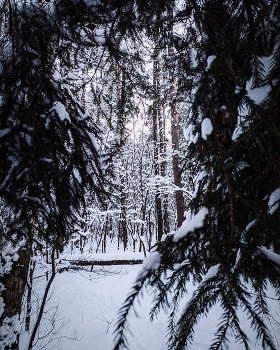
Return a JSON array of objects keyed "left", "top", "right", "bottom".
[
  {"left": 159, "top": 107, "right": 170, "bottom": 234},
  {"left": 168, "top": 7, "right": 185, "bottom": 228},
  {"left": 0, "top": 249, "right": 30, "bottom": 350},
  {"left": 153, "top": 57, "right": 164, "bottom": 242},
  {"left": 170, "top": 106, "right": 185, "bottom": 227},
  {"left": 119, "top": 191, "right": 128, "bottom": 251}
]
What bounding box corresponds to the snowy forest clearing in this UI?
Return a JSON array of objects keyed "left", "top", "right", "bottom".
[{"left": 19, "top": 253, "right": 280, "bottom": 350}]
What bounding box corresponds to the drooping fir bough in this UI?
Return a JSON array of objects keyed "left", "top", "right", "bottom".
[{"left": 0, "top": 0, "right": 120, "bottom": 348}]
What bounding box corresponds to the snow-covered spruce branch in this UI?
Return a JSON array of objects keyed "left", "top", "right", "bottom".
[
  {"left": 113, "top": 279, "right": 146, "bottom": 350},
  {"left": 113, "top": 252, "right": 161, "bottom": 350},
  {"left": 235, "top": 288, "right": 278, "bottom": 350},
  {"left": 168, "top": 266, "right": 221, "bottom": 350}
]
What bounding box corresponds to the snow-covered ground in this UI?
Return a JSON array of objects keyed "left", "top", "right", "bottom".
[
  {"left": 20, "top": 260, "right": 169, "bottom": 350},
  {"left": 19, "top": 251, "right": 280, "bottom": 350}
]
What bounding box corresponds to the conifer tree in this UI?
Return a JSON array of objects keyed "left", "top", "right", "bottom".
[
  {"left": 0, "top": 1, "right": 114, "bottom": 347},
  {"left": 114, "top": 1, "right": 280, "bottom": 349},
  {"left": 0, "top": 0, "right": 172, "bottom": 347}
]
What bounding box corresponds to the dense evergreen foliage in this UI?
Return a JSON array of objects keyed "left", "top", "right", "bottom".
[
  {"left": 0, "top": 1, "right": 172, "bottom": 348},
  {"left": 114, "top": 1, "right": 280, "bottom": 349}
]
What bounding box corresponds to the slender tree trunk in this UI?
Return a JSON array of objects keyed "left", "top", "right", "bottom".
[
  {"left": 159, "top": 106, "right": 170, "bottom": 234},
  {"left": 116, "top": 63, "right": 129, "bottom": 250},
  {"left": 168, "top": 6, "right": 185, "bottom": 227},
  {"left": 153, "top": 56, "right": 164, "bottom": 242},
  {"left": 170, "top": 104, "right": 185, "bottom": 227},
  {"left": 28, "top": 248, "right": 56, "bottom": 350},
  {"left": 139, "top": 194, "right": 147, "bottom": 255},
  {"left": 119, "top": 191, "right": 128, "bottom": 251},
  {"left": 25, "top": 259, "right": 36, "bottom": 332}
]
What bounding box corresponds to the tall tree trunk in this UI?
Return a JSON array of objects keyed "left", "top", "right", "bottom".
[
  {"left": 153, "top": 57, "right": 164, "bottom": 242},
  {"left": 0, "top": 248, "right": 30, "bottom": 350},
  {"left": 170, "top": 103, "right": 185, "bottom": 227},
  {"left": 116, "top": 63, "right": 129, "bottom": 250},
  {"left": 0, "top": 210, "right": 37, "bottom": 349},
  {"left": 168, "top": 6, "right": 185, "bottom": 227},
  {"left": 159, "top": 106, "right": 170, "bottom": 234}
]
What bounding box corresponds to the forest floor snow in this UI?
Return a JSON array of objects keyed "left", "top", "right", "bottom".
[{"left": 19, "top": 251, "right": 280, "bottom": 350}]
